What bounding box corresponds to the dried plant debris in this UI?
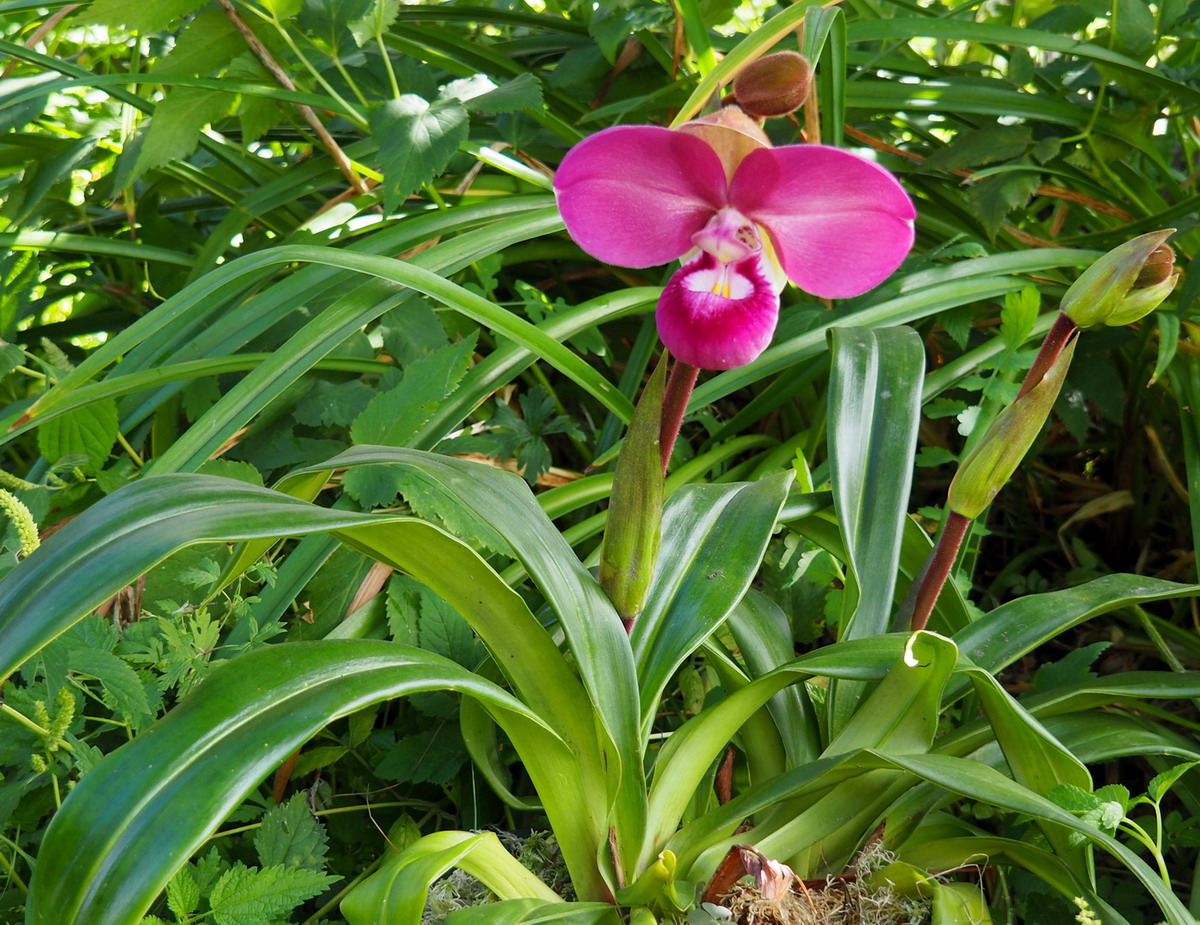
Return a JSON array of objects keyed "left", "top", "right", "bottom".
[{"left": 720, "top": 843, "right": 931, "bottom": 925}]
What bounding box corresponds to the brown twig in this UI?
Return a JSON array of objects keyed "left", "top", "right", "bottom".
[
  {"left": 1, "top": 4, "right": 83, "bottom": 79},
  {"left": 215, "top": 0, "right": 368, "bottom": 196},
  {"left": 842, "top": 124, "right": 1134, "bottom": 221}
]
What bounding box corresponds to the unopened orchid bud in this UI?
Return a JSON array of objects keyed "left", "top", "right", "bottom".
[
  {"left": 948, "top": 336, "right": 1076, "bottom": 520},
  {"left": 732, "top": 51, "right": 812, "bottom": 118},
  {"left": 1060, "top": 229, "right": 1176, "bottom": 329},
  {"left": 1104, "top": 269, "right": 1179, "bottom": 327},
  {"left": 1136, "top": 243, "right": 1176, "bottom": 287}
]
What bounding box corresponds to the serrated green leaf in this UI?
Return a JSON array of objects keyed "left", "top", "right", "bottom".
[
  {"left": 967, "top": 172, "right": 1042, "bottom": 239},
  {"left": 349, "top": 0, "right": 399, "bottom": 43},
  {"left": 938, "top": 304, "right": 973, "bottom": 349},
  {"left": 1028, "top": 641, "right": 1109, "bottom": 694},
  {"left": 166, "top": 864, "right": 200, "bottom": 919},
  {"left": 254, "top": 794, "right": 329, "bottom": 872},
  {"left": 381, "top": 301, "right": 448, "bottom": 364},
  {"left": 444, "top": 73, "right": 543, "bottom": 114},
  {"left": 132, "top": 88, "right": 233, "bottom": 182},
  {"left": 68, "top": 647, "right": 152, "bottom": 722},
  {"left": 298, "top": 0, "right": 373, "bottom": 49},
  {"left": 350, "top": 336, "right": 476, "bottom": 447},
  {"left": 85, "top": 0, "right": 205, "bottom": 31},
  {"left": 374, "top": 728, "right": 468, "bottom": 785},
  {"left": 197, "top": 460, "right": 265, "bottom": 487},
  {"left": 294, "top": 380, "right": 375, "bottom": 428},
  {"left": 208, "top": 862, "right": 338, "bottom": 925},
  {"left": 37, "top": 399, "right": 118, "bottom": 474},
  {"left": 1000, "top": 286, "right": 1040, "bottom": 352},
  {"left": 371, "top": 96, "right": 469, "bottom": 212},
  {"left": 924, "top": 124, "right": 1032, "bottom": 172},
  {"left": 227, "top": 53, "right": 283, "bottom": 144},
  {"left": 290, "top": 745, "right": 349, "bottom": 778},
  {"left": 1147, "top": 761, "right": 1200, "bottom": 803},
  {"left": 152, "top": 9, "right": 244, "bottom": 76}
]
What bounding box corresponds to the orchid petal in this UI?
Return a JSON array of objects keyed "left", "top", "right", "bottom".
[
  {"left": 729, "top": 145, "right": 915, "bottom": 299},
  {"left": 657, "top": 252, "right": 779, "bottom": 370},
  {"left": 553, "top": 126, "right": 728, "bottom": 269}
]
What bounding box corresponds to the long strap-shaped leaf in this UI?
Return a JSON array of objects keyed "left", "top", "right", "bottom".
[
  {"left": 827, "top": 326, "right": 924, "bottom": 640},
  {"left": 26, "top": 641, "right": 567, "bottom": 925},
  {"left": 630, "top": 473, "right": 793, "bottom": 734},
  {"left": 271, "top": 448, "right": 646, "bottom": 869},
  {"left": 950, "top": 573, "right": 1200, "bottom": 698},
  {"left": 0, "top": 473, "right": 617, "bottom": 901}
]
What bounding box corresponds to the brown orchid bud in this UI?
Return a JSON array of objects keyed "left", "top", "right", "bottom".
[
  {"left": 1135, "top": 243, "right": 1176, "bottom": 288},
  {"left": 731, "top": 51, "right": 812, "bottom": 118}
]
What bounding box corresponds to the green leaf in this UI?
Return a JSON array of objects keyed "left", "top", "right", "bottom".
[
  {"left": 254, "top": 794, "right": 329, "bottom": 872},
  {"left": 208, "top": 862, "right": 338, "bottom": 925},
  {"left": 1147, "top": 761, "right": 1200, "bottom": 804},
  {"left": 372, "top": 96, "right": 469, "bottom": 212},
  {"left": 350, "top": 337, "right": 476, "bottom": 447},
  {"left": 293, "top": 379, "right": 375, "bottom": 428},
  {"left": 441, "top": 73, "right": 544, "bottom": 114},
  {"left": 923, "top": 124, "right": 1032, "bottom": 172},
  {"left": 374, "top": 728, "right": 467, "bottom": 785},
  {"left": 85, "top": 0, "right": 206, "bottom": 31},
  {"left": 1029, "top": 641, "right": 1110, "bottom": 694},
  {"left": 967, "top": 171, "right": 1042, "bottom": 239},
  {"left": 67, "top": 648, "right": 152, "bottom": 723},
  {"left": 151, "top": 9, "right": 244, "bottom": 77},
  {"left": 197, "top": 459, "right": 265, "bottom": 487},
  {"left": 28, "top": 641, "right": 568, "bottom": 923},
  {"left": 826, "top": 327, "right": 925, "bottom": 640},
  {"left": 342, "top": 831, "right": 563, "bottom": 925},
  {"left": 132, "top": 88, "right": 233, "bottom": 182},
  {"left": 166, "top": 864, "right": 201, "bottom": 919},
  {"left": 386, "top": 575, "right": 482, "bottom": 666},
  {"left": 631, "top": 473, "right": 792, "bottom": 729},
  {"left": 37, "top": 398, "right": 118, "bottom": 474},
  {"left": 1000, "top": 286, "right": 1040, "bottom": 352},
  {"left": 261, "top": 0, "right": 303, "bottom": 18}
]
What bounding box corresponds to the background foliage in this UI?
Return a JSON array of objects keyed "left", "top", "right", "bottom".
[{"left": 2, "top": 0, "right": 1200, "bottom": 922}]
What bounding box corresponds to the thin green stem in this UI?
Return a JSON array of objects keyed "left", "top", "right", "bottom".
[
  {"left": 0, "top": 835, "right": 28, "bottom": 894},
  {"left": 0, "top": 702, "right": 50, "bottom": 738},
  {"left": 115, "top": 429, "right": 144, "bottom": 467},
  {"left": 659, "top": 358, "right": 699, "bottom": 475},
  {"left": 910, "top": 510, "right": 971, "bottom": 632},
  {"left": 270, "top": 22, "right": 364, "bottom": 125},
  {"left": 377, "top": 32, "right": 400, "bottom": 99}
]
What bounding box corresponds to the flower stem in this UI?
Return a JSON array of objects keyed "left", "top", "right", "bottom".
[
  {"left": 910, "top": 510, "right": 971, "bottom": 632},
  {"left": 659, "top": 359, "right": 699, "bottom": 475},
  {"left": 1018, "top": 312, "right": 1077, "bottom": 400}
]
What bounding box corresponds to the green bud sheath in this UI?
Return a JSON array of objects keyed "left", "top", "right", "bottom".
[
  {"left": 1060, "top": 229, "right": 1174, "bottom": 328},
  {"left": 1104, "top": 269, "right": 1179, "bottom": 327},
  {"left": 600, "top": 356, "right": 667, "bottom": 630},
  {"left": 948, "top": 336, "right": 1076, "bottom": 520}
]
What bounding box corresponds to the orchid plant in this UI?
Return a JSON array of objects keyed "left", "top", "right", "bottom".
[{"left": 2, "top": 10, "right": 1200, "bottom": 925}]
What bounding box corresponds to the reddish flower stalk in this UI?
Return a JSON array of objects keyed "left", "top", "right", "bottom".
[
  {"left": 659, "top": 359, "right": 700, "bottom": 474},
  {"left": 1017, "top": 312, "right": 1077, "bottom": 400},
  {"left": 909, "top": 510, "right": 971, "bottom": 632}
]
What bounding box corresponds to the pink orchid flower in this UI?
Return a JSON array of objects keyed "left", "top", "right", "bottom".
[{"left": 553, "top": 123, "right": 916, "bottom": 369}]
